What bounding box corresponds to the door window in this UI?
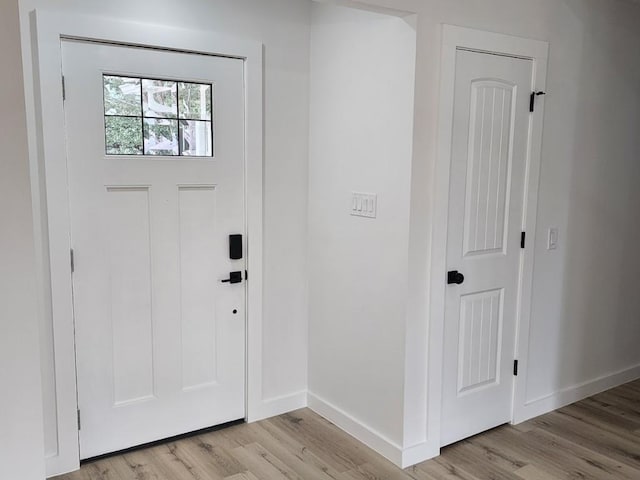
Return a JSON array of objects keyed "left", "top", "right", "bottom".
[{"left": 103, "top": 75, "right": 213, "bottom": 157}]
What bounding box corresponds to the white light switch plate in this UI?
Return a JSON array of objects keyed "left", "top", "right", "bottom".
[
  {"left": 351, "top": 192, "right": 377, "bottom": 218},
  {"left": 548, "top": 227, "right": 558, "bottom": 250}
]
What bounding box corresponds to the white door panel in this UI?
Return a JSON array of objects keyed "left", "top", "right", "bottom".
[
  {"left": 62, "top": 40, "right": 246, "bottom": 459},
  {"left": 442, "top": 49, "right": 533, "bottom": 446}
]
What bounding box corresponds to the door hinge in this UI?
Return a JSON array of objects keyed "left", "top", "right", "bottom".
[
  {"left": 245, "top": 270, "right": 248, "bottom": 281},
  {"left": 521, "top": 232, "right": 526, "bottom": 249},
  {"left": 70, "top": 248, "right": 75, "bottom": 273},
  {"left": 77, "top": 409, "right": 81, "bottom": 430},
  {"left": 513, "top": 360, "right": 519, "bottom": 376},
  {"left": 529, "top": 91, "right": 546, "bottom": 112},
  {"left": 62, "top": 75, "right": 66, "bottom": 101}
]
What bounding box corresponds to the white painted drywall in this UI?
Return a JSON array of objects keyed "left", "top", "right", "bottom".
[
  {"left": 17, "top": 0, "right": 311, "bottom": 463},
  {"left": 0, "top": 0, "right": 46, "bottom": 478},
  {"left": 344, "top": 0, "right": 640, "bottom": 456},
  {"left": 308, "top": 2, "right": 416, "bottom": 448}
]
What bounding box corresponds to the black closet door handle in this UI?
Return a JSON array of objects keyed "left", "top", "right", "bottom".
[{"left": 447, "top": 271, "right": 465, "bottom": 285}]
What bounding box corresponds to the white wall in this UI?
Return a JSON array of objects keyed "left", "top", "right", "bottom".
[
  {"left": 346, "top": 0, "right": 640, "bottom": 459},
  {"left": 0, "top": 0, "right": 46, "bottom": 478},
  {"left": 17, "top": 0, "right": 311, "bottom": 468},
  {"left": 522, "top": 1, "right": 640, "bottom": 408},
  {"left": 307, "top": 1, "right": 416, "bottom": 455}
]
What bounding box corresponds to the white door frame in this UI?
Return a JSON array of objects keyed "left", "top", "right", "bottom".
[
  {"left": 25, "top": 10, "right": 263, "bottom": 475},
  {"left": 428, "top": 25, "right": 548, "bottom": 451}
]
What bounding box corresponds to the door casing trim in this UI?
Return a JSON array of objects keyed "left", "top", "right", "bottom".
[
  {"left": 429, "top": 25, "right": 548, "bottom": 454},
  {"left": 23, "top": 10, "right": 264, "bottom": 476}
]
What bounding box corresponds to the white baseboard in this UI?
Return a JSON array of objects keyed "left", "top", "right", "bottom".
[
  {"left": 514, "top": 363, "right": 640, "bottom": 424},
  {"left": 307, "top": 391, "right": 404, "bottom": 466},
  {"left": 46, "top": 456, "right": 79, "bottom": 479},
  {"left": 249, "top": 390, "right": 308, "bottom": 423},
  {"left": 400, "top": 441, "right": 438, "bottom": 469},
  {"left": 308, "top": 391, "right": 436, "bottom": 468}
]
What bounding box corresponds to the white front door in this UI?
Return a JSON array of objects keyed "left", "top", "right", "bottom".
[
  {"left": 441, "top": 49, "right": 533, "bottom": 446},
  {"left": 62, "top": 40, "right": 246, "bottom": 459}
]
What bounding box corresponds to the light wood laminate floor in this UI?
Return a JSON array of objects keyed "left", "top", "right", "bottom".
[{"left": 55, "top": 379, "right": 640, "bottom": 480}]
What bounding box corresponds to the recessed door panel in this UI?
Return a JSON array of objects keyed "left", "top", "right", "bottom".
[
  {"left": 178, "top": 186, "right": 220, "bottom": 391},
  {"left": 463, "top": 81, "right": 515, "bottom": 257},
  {"left": 106, "top": 187, "right": 155, "bottom": 405},
  {"left": 458, "top": 289, "right": 503, "bottom": 394}
]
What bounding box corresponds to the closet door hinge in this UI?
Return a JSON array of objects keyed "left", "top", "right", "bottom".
[
  {"left": 77, "top": 409, "right": 81, "bottom": 430},
  {"left": 62, "top": 75, "right": 66, "bottom": 101},
  {"left": 513, "top": 360, "right": 519, "bottom": 376},
  {"left": 70, "top": 248, "right": 75, "bottom": 273}
]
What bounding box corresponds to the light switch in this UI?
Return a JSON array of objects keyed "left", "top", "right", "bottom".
[
  {"left": 351, "top": 192, "right": 377, "bottom": 218},
  {"left": 548, "top": 227, "right": 558, "bottom": 250}
]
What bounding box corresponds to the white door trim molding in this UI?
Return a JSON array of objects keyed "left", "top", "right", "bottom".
[
  {"left": 429, "top": 24, "right": 548, "bottom": 454},
  {"left": 23, "top": 10, "right": 263, "bottom": 476}
]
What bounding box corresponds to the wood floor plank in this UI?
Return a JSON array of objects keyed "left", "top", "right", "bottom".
[
  {"left": 434, "top": 440, "right": 521, "bottom": 480},
  {"left": 56, "top": 379, "right": 640, "bottom": 480},
  {"left": 473, "top": 425, "right": 640, "bottom": 480},
  {"left": 226, "top": 422, "right": 339, "bottom": 480},
  {"left": 463, "top": 429, "right": 529, "bottom": 472},
  {"left": 229, "top": 442, "right": 301, "bottom": 480},
  {"left": 530, "top": 409, "right": 640, "bottom": 469},
  {"left": 566, "top": 398, "right": 640, "bottom": 433},
  {"left": 179, "top": 436, "right": 246, "bottom": 478},
  {"left": 529, "top": 427, "right": 640, "bottom": 480},
  {"left": 60, "top": 461, "right": 119, "bottom": 480},
  {"left": 259, "top": 418, "right": 344, "bottom": 479},
  {"left": 511, "top": 422, "right": 535, "bottom": 433},
  {"left": 99, "top": 456, "right": 140, "bottom": 480},
  {"left": 146, "top": 441, "right": 217, "bottom": 480},
  {"left": 120, "top": 448, "right": 180, "bottom": 480},
  {"left": 267, "top": 411, "right": 367, "bottom": 472},
  {"left": 513, "top": 464, "right": 561, "bottom": 480},
  {"left": 594, "top": 390, "right": 640, "bottom": 417},
  {"left": 339, "top": 461, "right": 415, "bottom": 480},
  {"left": 412, "top": 457, "right": 482, "bottom": 480},
  {"left": 404, "top": 464, "right": 439, "bottom": 480},
  {"left": 224, "top": 472, "right": 261, "bottom": 480}
]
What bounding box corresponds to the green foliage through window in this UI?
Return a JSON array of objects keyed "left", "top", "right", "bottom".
[{"left": 103, "top": 75, "right": 213, "bottom": 157}]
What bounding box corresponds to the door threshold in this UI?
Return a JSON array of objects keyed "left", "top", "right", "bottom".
[{"left": 80, "top": 418, "right": 245, "bottom": 464}]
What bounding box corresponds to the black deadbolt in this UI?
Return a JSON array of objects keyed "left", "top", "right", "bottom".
[
  {"left": 447, "top": 270, "right": 465, "bottom": 285},
  {"left": 229, "top": 234, "right": 243, "bottom": 260}
]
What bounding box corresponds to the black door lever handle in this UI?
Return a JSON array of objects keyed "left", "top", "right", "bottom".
[
  {"left": 222, "top": 271, "right": 243, "bottom": 284},
  {"left": 447, "top": 270, "right": 465, "bottom": 285}
]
